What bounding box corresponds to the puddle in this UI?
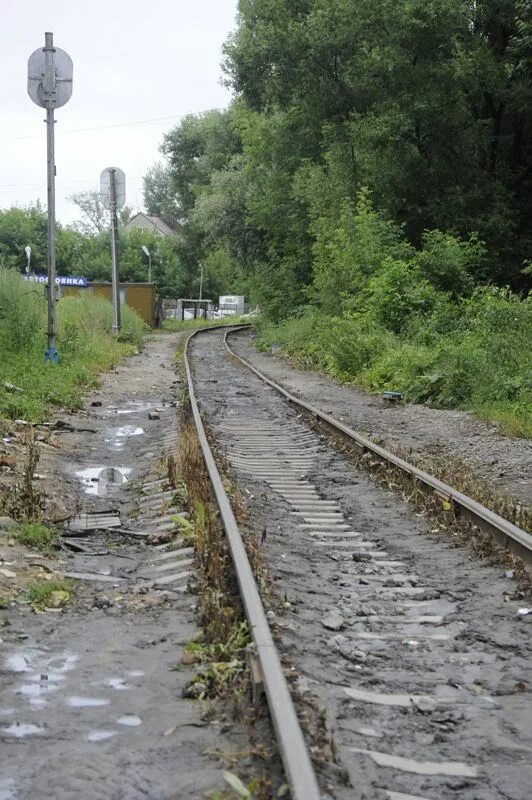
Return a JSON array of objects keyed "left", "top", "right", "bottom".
[
  {"left": 87, "top": 730, "right": 118, "bottom": 742},
  {"left": 105, "top": 425, "right": 145, "bottom": 450},
  {"left": 66, "top": 696, "right": 110, "bottom": 708},
  {"left": 75, "top": 466, "right": 131, "bottom": 496},
  {"left": 111, "top": 401, "right": 155, "bottom": 416},
  {"left": 2, "top": 722, "right": 44, "bottom": 738},
  {"left": 0, "top": 778, "right": 17, "bottom": 800},
  {"left": 117, "top": 714, "right": 142, "bottom": 727},
  {"left": 16, "top": 683, "right": 52, "bottom": 708},
  {"left": 7, "top": 650, "right": 78, "bottom": 709},
  {"left": 106, "top": 678, "right": 130, "bottom": 691}
]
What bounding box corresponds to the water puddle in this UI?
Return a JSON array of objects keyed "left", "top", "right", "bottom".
[
  {"left": 75, "top": 466, "right": 131, "bottom": 496},
  {"left": 117, "top": 714, "right": 142, "bottom": 727},
  {"left": 87, "top": 730, "right": 118, "bottom": 742},
  {"left": 2, "top": 722, "right": 44, "bottom": 738},
  {"left": 6, "top": 650, "right": 78, "bottom": 709},
  {"left": 0, "top": 778, "right": 17, "bottom": 800},
  {"left": 106, "top": 678, "right": 130, "bottom": 691},
  {"left": 105, "top": 425, "right": 145, "bottom": 451},
  {"left": 109, "top": 401, "right": 155, "bottom": 416},
  {"left": 66, "top": 696, "right": 110, "bottom": 708}
]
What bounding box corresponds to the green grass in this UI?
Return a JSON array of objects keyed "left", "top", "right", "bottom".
[
  {"left": 25, "top": 578, "right": 71, "bottom": 609},
  {"left": 256, "top": 291, "right": 532, "bottom": 439},
  {"left": 11, "top": 522, "right": 54, "bottom": 551},
  {"left": 0, "top": 269, "right": 146, "bottom": 422}
]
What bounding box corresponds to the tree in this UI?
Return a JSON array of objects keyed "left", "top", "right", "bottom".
[{"left": 143, "top": 162, "right": 181, "bottom": 225}]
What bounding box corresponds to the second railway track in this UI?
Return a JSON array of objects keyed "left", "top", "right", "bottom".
[{"left": 185, "top": 325, "right": 532, "bottom": 800}]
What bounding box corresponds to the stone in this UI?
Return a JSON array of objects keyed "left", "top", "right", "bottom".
[
  {"left": 92, "top": 594, "right": 112, "bottom": 609},
  {"left": 352, "top": 552, "right": 372, "bottom": 562},
  {"left": 148, "top": 411, "right": 160, "bottom": 421},
  {"left": 321, "top": 610, "right": 345, "bottom": 631},
  {"left": 0, "top": 516, "right": 15, "bottom": 530}
]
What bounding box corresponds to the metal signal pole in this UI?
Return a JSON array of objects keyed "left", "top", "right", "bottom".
[
  {"left": 27, "top": 32, "right": 73, "bottom": 363},
  {"left": 44, "top": 33, "right": 58, "bottom": 361}
]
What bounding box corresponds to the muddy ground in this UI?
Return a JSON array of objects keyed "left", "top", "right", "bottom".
[
  {"left": 0, "top": 334, "right": 257, "bottom": 800},
  {"left": 191, "top": 329, "right": 532, "bottom": 800},
  {"left": 230, "top": 330, "right": 531, "bottom": 509}
]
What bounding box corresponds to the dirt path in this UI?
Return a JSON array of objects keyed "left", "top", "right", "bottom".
[
  {"left": 0, "top": 334, "right": 249, "bottom": 800},
  {"left": 231, "top": 331, "right": 531, "bottom": 509}
]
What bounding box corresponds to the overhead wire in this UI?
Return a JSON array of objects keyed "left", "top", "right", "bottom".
[{"left": 0, "top": 113, "right": 182, "bottom": 143}]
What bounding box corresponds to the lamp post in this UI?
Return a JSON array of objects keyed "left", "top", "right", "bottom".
[{"left": 141, "top": 245, "right": 152, "bottom": 283}]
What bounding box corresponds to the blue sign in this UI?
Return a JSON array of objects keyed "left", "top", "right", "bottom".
[{"left": 24, "top": 274, "right": 88, "bottom": 287}]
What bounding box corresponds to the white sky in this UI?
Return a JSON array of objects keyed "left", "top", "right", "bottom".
[{"left": 0, "top": 0, "right": 237, "bottom": 224}]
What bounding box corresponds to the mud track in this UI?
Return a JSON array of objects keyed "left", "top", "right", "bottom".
[{"left": 0, "top": 335, "right": 255, "bottom": 800}]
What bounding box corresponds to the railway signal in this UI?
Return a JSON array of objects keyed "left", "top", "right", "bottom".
[
  {"left": 27, "top": 32, "right": 73, "bottom": 363},
  {"left": 100, "top": 167, "right": 126, "bottom": 335}
]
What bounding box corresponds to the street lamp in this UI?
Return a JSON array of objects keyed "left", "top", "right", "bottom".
[
  {"left": 141, "top": 245, "right": 151, "bottom": 283},
  {"left": 24, "top": 246, "right": 32, "bottom": 275}
]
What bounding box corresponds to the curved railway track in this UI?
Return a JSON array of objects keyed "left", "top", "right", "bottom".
[{"left": 184, "top": 324, "right": 532, "bottom": 800}]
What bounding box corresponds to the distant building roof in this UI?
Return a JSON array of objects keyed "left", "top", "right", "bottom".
[{"left": 125, "top": 212, "right": 176, "bottom": 237}]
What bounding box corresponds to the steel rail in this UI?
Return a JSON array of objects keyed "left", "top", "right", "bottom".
[
  {"left": 224, "top": 329, "right": 532, "bottom": 566},
  {"left": 184, "top": 326, "right": 322, "bottom": 800}
]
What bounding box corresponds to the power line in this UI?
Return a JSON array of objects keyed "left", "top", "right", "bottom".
[{"left": 0, "top": 113, "right": 182, "bottom": 143}]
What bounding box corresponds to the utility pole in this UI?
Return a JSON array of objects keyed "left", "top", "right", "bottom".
[
  {"left": 109, "top": 169, "right": 121, "bottom": 335},
  {"left": 28, "top": 32, "right": 73, "bottom": 362},
  {"left": 100, "top": 167, "right": 126, "bottom": 336}
]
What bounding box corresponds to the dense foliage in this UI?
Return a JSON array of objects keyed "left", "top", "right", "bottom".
[{"left": 137, "top": 0, "right": 531, "bottom": 434}]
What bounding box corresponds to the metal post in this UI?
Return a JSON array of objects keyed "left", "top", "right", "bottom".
[
  {"left": 199, "top": 262, "right": 203, "bottom": 301},
  {"left": 109, "top": 169, "right": 121, "bottom": 335},
  {"left": 44, "top": 32, "right": 58, "bottom": 363},
  {"left": 148, "top": 252, "right": 151, "bottom": 283}
]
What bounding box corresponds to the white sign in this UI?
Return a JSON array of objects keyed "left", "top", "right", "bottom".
[
  {"left": 27, "top": 46, "right": 73, "bottom": 109},
  {"left": 100, "top": 167, "right": 126, "bottom": 210}
]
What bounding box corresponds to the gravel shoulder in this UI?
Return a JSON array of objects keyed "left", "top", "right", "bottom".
[{"left": 231, "top": 331, "right": 531, "bottom": 509}]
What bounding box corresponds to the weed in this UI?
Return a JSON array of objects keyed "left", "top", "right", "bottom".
[
  {"left": 12, "top": 521, "right": 54, "bottom": 551},
  {"left": 0, "top": 427, "right": 43, "bottom": 521},
  {"left": 25, "top": 578, "right": 71, "bottom": 610}
]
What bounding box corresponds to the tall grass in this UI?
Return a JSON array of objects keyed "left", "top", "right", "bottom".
[
  {"left": 256, "top": 289, "right": 532, "bottom": 438},
  {"left": 0, "top": 268, "right": 146, "bottom": 421}
]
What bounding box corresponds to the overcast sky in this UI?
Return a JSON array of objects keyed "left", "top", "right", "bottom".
[{"left": 1, "top": 0, "right": 237, "bottom": 225}]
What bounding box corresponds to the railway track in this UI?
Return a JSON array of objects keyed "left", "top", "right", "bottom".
[{"left": 184, "top": 325, "right": 532, "bottom": 800}]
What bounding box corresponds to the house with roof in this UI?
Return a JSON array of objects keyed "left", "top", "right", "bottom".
[{"left": 125, "top": 212, "right": 176, "bottom": 237}]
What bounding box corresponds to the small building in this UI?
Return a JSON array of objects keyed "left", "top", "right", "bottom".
[
  {"left": 218, "top": 295, "right": 245, "bottom": 316},
  {"left": 163, "top": 298, "right": 213, "bottom": 321},
  {"left": 63, "top": 282, "right": 157, "bottom": 327},
  {"left": 124, "top": 212, "right": 176, "bottom": 237}
]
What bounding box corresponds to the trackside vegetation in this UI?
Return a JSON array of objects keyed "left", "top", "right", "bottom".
[
  {"left": 255, "top": 194, "right": 532, "bottom": 437},
  {"left": 139, "top": 1, "right": 531, "bottom": 438},
  {"left": 0, "top": 267, "right": 145, "bottom": 421}
]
